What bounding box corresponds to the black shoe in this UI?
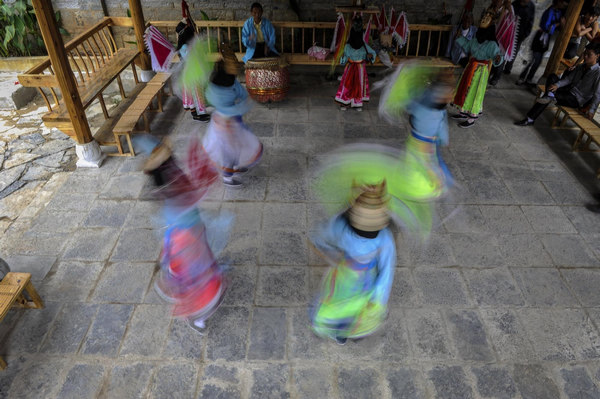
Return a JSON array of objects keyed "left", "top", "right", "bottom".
[
  {"left": 450, "top": 113, "right": 468, "bottom": 120},
  {"left": 192, "top": 112, "right": 210, "bottom": 122},
  {"left": 335, "top": 336, "right": 347, "bottom": 345},
  {"left": 458, "top": 120, "right": 475, "bottom": 128},
  {"left": 489, "top": 79, "right": 499, "bottom": 86},
  {"left": 503, "top": 69, "right": 511, "bottom": 75},
  {"left": 514, "top": 119, "right": 534, "bottom": 126},
  {"left": 585, "top": 203, "right": 600, "bottom": 213}
]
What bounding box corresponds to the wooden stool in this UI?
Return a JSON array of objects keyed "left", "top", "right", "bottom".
[{"left": 0, "top": 273, "right": 44, "bottom": 370}]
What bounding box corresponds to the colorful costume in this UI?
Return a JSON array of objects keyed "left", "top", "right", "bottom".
[
  {"left": 335, "top": 18, "right": 377, "bottom": 109},
  {"left": 202, "top": 50, "right": 263, "bottom": 186},
  {"left": 176, "top": 19, "right": 209, "bottom": 121},
  {"left": 451, "top": 27, "right": 503, "bottom": 121},
  {"left": 134, "top": 134, "right": 230, "bottom": 332},
  {"left": 311, "top": 183, "right": 395, "bottom": 342},
  {"left": 179, "top": 43, "right": 207, "bottom": 115}
]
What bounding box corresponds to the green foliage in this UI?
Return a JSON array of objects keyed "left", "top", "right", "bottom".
[{"left": 0, "top": 0, "right": 69, "bottom": 57}]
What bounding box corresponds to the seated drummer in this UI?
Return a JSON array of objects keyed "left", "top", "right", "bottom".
[{"left": 242, "top": 2, "right": 279, "bottom": 63}]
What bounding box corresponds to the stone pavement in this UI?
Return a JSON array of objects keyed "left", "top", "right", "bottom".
[{"left": 0, "top": 68, "right": 600, "bottom": 398}]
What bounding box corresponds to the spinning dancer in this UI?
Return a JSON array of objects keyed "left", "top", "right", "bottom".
[
  {"left": 201, "top": 43, "right": 263, "bottom": 187},
  {"left": 310, "top": 181, "right": 395, "bottom": 345},
  {"left": 134, "top": 135, "right": 231, "bottom": 333}
]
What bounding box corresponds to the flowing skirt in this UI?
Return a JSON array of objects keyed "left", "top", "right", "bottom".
[
  {"left": 155, "top": 210, "right": 226, "bottom": 322},
  {"left": 202, "top": 112, "right": 263, "bottom": 176},
  {"left": 311, "top": 259, "right": 386, "bottom": 339},
  {"left": 451, "top": 59, "right": 490, "bottom": 117},
  {"left": 335, "top": 61, "right": 370, "bottom": 107}
]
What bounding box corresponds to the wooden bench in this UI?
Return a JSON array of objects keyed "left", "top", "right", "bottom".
[
  {"left": 109, "top": 72, "right": 172, "bottom": 156},
  {"left": 149, "top": 20, "right": 455, "bottom": 68},
  {"left": 0, "top": 273, "right": 43, "bottom": 370},
  {"left": 18, "top": 17, "right": 141, "bottom": 138}
]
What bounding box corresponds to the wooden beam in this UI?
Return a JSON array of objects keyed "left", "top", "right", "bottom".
[
  {"left": 128, "top": 0, "right": 151, "bottom": 70},
  {"left": 31, "top": 0, "right": 93, "bottom": 145},
  {"left": 544, "top": 0, "right": 585, "bottom": 77}
]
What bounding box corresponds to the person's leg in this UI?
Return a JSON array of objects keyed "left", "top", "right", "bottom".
[
  {"left": 526, "top": 51, "right": 544, "bottom": 83},
  {"left": 518, "top": 62, "right": 531, "bottom": 82},
  {"left": 489, "top": 63, "right": 503, "bottom": 85},
  {"left": 554, "top": 89, "right": 580, "bottom": 108},
  {"left": 504, "top": 39, "right": 523, "bottom": 74}
]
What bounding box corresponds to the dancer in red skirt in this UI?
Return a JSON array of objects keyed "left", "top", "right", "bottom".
[{"left": 335, "top": 16, "right": 377, "bottom": 111}]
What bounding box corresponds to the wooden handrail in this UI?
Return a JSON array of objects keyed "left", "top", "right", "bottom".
[{"left": 148, "top": 20, "right": 453, "bottom": 58}]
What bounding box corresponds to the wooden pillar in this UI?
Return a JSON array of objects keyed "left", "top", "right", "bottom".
[
  {"left": 543, "top": 0, "right": 585, "bottom": 76},
  {"left": 31, "top": 0, "right": 93, "bottom": 145},
  {"left": 128, "top": 0, "right": 151, "bottom": 71}
]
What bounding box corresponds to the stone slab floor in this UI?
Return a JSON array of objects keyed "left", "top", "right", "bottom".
[{"left": 1, "top": 69, "right": 600, "bottom": 398}]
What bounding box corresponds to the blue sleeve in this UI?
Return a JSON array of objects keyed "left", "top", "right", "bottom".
[
  {"left": 490, "top": 42, "right": 503, "bottom": 66},
  {"left": 365, "top": 44, "right": 377, "bottom": 63},
  {"left": 263, "top": 19, "right": 277, "bottom": 51},
  {"left": 540, "top": 9, "right": 552, "bottom": 33},
  {"left": 242, "top": 19, "right": 255, "bottom": 49},
  {"left": 446, "top": 26, "right": 458, "bottom": 58},
  {"left": 372, "top": 230, "right": 396, "bottom": 305},
  {"left": 455, "top": 36, "right": 471, "bottom": 53},
  {"left": 340, "top": 44, "right": 350, "bottom": 65}
]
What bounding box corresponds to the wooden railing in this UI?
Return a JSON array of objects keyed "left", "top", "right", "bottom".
[
  {"left": 149, "top": 20, "right": 453, "bottom": 63},
  {"left": 18, "top": 17, "right": 136, "bottom": 113}
]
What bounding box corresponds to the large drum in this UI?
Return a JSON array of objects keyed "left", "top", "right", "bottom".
[{"left": 245, "top": 57, "right": 290, "bottom": 103}]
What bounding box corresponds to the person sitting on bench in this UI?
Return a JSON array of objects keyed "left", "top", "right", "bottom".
[
  {"left": 515, "top": 43, "right": 600, "bottom": 126},
  {"left": 242, "top": 2, "right": 279, "bottom": 63}
]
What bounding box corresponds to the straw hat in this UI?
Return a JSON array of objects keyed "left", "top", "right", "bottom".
[
  {"left": 348, "top": 180, "right": 390, "bottom": 232},
  {"left": 219, "top": 41, "right": 242, "bottom": 75}
]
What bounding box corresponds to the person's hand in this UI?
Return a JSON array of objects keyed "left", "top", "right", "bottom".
[
  {"left": 586, "top": 112, "right": 594, "bottom": 120},
  {"left": 548, "top": 84, "right": 558, "bottom": 92},
  {"left": 367, "top": 53, "right": 374, "bottom": 62},
  {"left": 494, "top": 55, "right": 501, "bottom": 64}
]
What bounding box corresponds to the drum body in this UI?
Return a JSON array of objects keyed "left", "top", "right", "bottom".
[{"left": 245, "top": 57, "right": 290, "bottom": 103}]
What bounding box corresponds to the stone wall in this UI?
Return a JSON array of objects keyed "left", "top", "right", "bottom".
[
  {"left": 52, "top": 0, "right": 490, "bottom": 36},
  {"left": 51, "top": 0, "right": 559, "bottom": 76}
]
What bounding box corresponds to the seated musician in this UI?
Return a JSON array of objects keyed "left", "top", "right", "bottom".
[{"left": 242, "top": 2, "right": 279, "bottom": 63}]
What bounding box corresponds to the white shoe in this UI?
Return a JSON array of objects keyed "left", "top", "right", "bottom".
[
  {"left": 223, "top": 176, "right": 243, "bottom": 187},
  {"left": 356, "top": 107, "right": 362, "bottom": 112}
]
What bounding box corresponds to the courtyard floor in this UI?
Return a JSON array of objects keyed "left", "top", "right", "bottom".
[{"left": 0, "top": 68, "right": 600, "bottom": 398}]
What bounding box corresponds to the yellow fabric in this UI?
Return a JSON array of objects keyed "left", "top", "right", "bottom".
[{"left": 254, "top": 21, "right": 264, "bottom": 43}]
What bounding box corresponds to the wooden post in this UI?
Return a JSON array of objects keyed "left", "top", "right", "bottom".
[
  {"left": 30, "top": 0, "right": 93, "bottom": 145},
  {"left": 543, "top": 0, "right": 585, "bottom": 77},
  {"left": 128, "top": 0, "right": 151, "bottom": 71}
]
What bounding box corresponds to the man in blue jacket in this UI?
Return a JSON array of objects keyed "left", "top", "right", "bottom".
[{"left": 242, "top": 3, "right": 279, "bottom": 63}]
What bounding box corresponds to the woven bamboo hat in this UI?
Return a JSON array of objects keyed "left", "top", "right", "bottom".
[
  {"left": 219, "top": 41, "right": 242, "bottom": 75},
  {"left": 348, "top": 180, "right": 390, "bottom": 232}
]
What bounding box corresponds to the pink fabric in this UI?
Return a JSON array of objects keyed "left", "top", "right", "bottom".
[
  {"left": 496, "top": 10, "right": 517, "bottom": 61},
  {"left": 144, "top": 26, "right": 176, "bottom": 72},
  {"left": 335, "top": 61, "right": 370, "bottom": 107},
  {"left": 182, "top": 87, "right": 206, "bottom": 113}
]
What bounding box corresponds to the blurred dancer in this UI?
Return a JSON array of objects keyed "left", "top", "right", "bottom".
[
  {"left": 135, "top": 135, "right": 230, "bottom": 333},
  {"left": 176, "top": 16, "right": 210, "bottom": 122},
  {"left": 202, "top": 43, "right": 263, "bottom": 187},
  {"left": 405, "top": 69, "right": 455, "bottom": 192},
  {"left": 311, "top": 181, "right": 395, "bottom": 344},
  {"left": 335, "top": 15, "right": 377, "bottom": 111}
]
